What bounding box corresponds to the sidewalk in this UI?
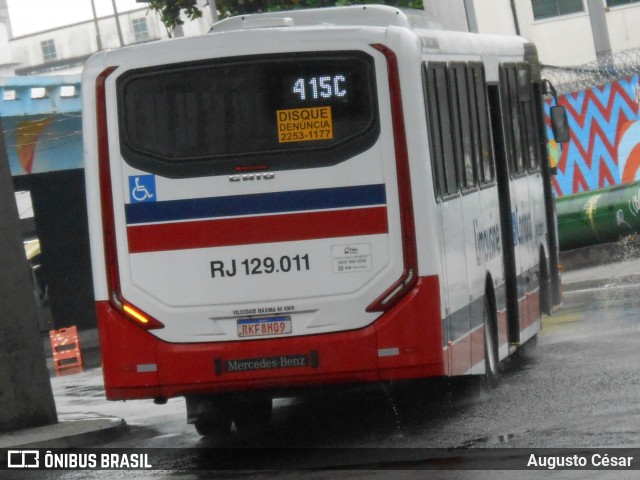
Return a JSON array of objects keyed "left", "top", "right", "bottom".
[
  {"left": 0, "top": 330, "right": 123, "bottom": 450},
  {"left": 0, "top": 417, "right": 126, "bottom": 449},
  {"left": 560, "top": 239, "right": 640, "bottom": 292},
  {"left": 562, "top": 258, "right": 640, "bottom": 292}
]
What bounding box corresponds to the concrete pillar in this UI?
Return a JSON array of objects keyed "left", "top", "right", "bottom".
[
  {"left": 586, "top": 0, "right": 612, "bottom": 61},
  {"left": 0, "top": 116, "right": 57, "bottom": 432}
]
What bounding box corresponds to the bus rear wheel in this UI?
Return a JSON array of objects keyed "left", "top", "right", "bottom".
[
  {"left": 187, "top": 395, "right": 233, "bottom": 437},
  {"left": 483, "top": 298, "right": 499, "bottom": 389},
  {"left": 194, "top": 416, "right": 232, "bottom": 436}
]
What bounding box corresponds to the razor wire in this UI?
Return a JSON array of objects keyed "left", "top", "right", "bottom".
[{"left": 542, "top": 48, "right": 640, "bottom": 96}]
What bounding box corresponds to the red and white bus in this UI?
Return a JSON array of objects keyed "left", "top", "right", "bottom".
[{"left": 82, "top": 5, "right": 565, "bottom": 435}]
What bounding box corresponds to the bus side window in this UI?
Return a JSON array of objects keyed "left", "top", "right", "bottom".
[
  {"left": 424, "top": 62, "right": 496, "bottom": 196},
  {"left": 500, "top": 64, "right": 525, "bottom": 176},
  {"left": 470, "top": 63, "right": 495, "bottom": 184},
  {"left": 516, "top": 63, "right": 539, "bottom": 172},
  {"left": 519, "top": 65, "right": 543, "bottom": 172},
  {"left": 449, "top": 63, "right": 477, "bottom": 190},
  {"left": 468, "top": 63, "right": 494, "bottom": 185},
  {"left": 424, "top": 63, "right": 458, "bottom": 198}
]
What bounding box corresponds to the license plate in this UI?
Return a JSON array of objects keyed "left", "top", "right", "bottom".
[{"left": 237, "top": 316, "right": 292, "bottom": 338}]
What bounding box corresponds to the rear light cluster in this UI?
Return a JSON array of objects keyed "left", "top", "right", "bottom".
[
  {"left": 96, "top": 66, "right": 164, "bottom": 330},
  {"left": 366, "top": 44, "right": 418, "bottom": 312}
]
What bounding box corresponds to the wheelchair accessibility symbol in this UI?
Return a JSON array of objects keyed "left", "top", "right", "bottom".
[{"left": 129, "top": 175, "right": 156, "bottom": 203}]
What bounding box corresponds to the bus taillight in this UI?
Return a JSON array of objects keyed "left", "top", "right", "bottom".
[
  {"left": 121, "top": 301, "right": 164, "bottom": 330},
  {"left": 367, "top": 44, "right": 418, "bottom": 312}
]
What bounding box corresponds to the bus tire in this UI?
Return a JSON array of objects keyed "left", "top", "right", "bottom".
[
  {"left": 187, "top": 396, "right": 233, "bottom": 436},
  {"left": 232, "top": 395, "right": 272, "bottom": 432},
  {"left": 195, "top": 416, "right": 233, "bottom": 437},
  {"left": 483, "top": 297, "right": 499, "bottom": 389}
]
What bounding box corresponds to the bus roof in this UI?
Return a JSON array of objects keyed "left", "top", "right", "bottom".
[
  {"left": 206, "top": 5, "right": 527, "bottom": 60},
  {"left": 209, "top": 4, "right": 442, "bottom": 33}
]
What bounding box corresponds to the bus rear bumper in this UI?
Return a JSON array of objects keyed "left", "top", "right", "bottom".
[{"left": 96, "top": 276, "right": 444, "bottom": 401}]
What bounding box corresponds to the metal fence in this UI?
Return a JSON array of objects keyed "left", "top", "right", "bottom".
[{"left": 542, "top": 48, "right": 640, "bottom": 95}]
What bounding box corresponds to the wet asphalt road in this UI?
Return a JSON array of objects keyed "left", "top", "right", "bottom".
[{"left": 12, "top": 261, "right": 640, "bottom": 479}]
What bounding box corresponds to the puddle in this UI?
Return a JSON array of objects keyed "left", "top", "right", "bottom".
[{"left": 457, "top": 433, "right": 516, "bottom": 447}]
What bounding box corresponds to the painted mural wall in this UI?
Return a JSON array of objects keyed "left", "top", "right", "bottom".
[
  {"left": 6, "top": 114, "right": 83, "bottom": 176},
  {"left": 548, "top": 76, "right": 640, "bottom": 197},
  {"left": 0, "top": 76, "right": 82, "bottom": 177}
]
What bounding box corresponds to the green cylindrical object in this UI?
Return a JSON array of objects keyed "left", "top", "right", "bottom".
[{"left": 557, "top": 181, "right": 640, "bottom": 251}]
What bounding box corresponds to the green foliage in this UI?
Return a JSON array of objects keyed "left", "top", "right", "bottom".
[
  {"left": 217, "top": 0, "right": 424, "bottom": 16},
  {"left": 145, "top": 0, "right": 423, "bottom": 31},
  {"left": 146, "top": 0, "right": 203, "bottom": 35}
]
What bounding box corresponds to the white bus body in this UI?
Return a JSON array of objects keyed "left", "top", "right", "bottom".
[{"left": 83, "top": 5, "right": 559, "bottom": 433}]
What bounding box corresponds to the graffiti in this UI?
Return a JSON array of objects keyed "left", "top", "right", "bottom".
[
  {"left": 2, "top": 77, "right": 83, "bottom": 176},
  {"left": 616, "top": 209, "right": 632, "bottom": 229},
  {"left": 546, "top": 77, "right": 640, "bottom": 197},
  {"left": 583, "top": 193, "right": 602, "bottom": 233},
  {"left": 16, "top": 117, "right": 52, "bottom": 174},
  {"left": 629, "top": 188, "right": 640, "bottom": 217}
]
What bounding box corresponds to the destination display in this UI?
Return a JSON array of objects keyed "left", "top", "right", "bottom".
[{"left": 118, "top": 51, "right": 378, "bottom": 172}]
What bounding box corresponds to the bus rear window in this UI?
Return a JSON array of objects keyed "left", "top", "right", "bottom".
[{"left": 117, "top": 51, "right": 379, "bottom": 178}]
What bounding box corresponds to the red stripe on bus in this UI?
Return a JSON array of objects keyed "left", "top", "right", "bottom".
[
  {"left": 521, "top": 290, "right": 540, "bottom": 331},
  {"left": 443, "top": 326, "right": 485, "bottom": 376},
  {"left": 127, "top": 206, "right": 389, "bottom": 253}
]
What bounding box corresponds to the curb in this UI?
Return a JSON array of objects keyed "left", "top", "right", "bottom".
[
  {"left": 563, "top": 274, "right": 640, "bottom": 293},
  {"left": 559, "top": 238, "right": 640, "bottom": 271},
  {"left": 0, "top": 417, "right": 127, "bottom": 449}
]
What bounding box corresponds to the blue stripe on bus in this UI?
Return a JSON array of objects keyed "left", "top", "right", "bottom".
[{"left": 125, "top": 184, "right": 387, "bottom": 225}]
